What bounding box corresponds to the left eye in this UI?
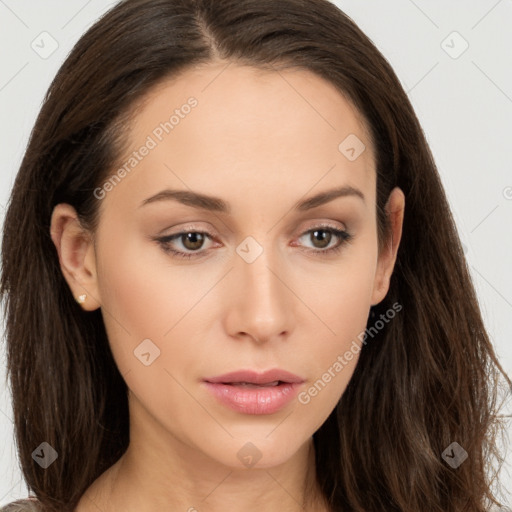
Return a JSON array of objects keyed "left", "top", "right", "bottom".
[
  {"left": 296, "top": 227, "right": 352, "bottom": 252},
  {"left": 155, "top": 226, "right": 352, "bottom": 260},
  {"left": 156, "top": 231, "right": 214, "bottom": 259}
]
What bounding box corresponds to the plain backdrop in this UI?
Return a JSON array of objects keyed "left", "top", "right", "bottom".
[{"left": 0, "top": 0, "right": 511, "bottom": 506}]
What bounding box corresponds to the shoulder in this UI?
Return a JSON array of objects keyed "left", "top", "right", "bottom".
[{"left": 0, "top": 499, "right": 42, "bottom": 512}]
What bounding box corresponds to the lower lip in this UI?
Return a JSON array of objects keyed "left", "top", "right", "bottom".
[{"left": 203, "top": 381, "right": 301, "bottom": 415}]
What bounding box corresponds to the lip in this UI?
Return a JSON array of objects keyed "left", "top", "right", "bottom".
[
  {"left": 204, "top": 369, "right": 304, "bottom": 385},
  {"left": 203, "top": 369, "right": 305, "bottom": 415}
]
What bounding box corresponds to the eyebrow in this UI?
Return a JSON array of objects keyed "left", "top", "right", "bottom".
[{"left": 140, "top": 185, "right": 365, "bottom": 213}]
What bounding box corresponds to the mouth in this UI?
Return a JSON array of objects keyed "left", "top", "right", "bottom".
[
  {"left": 219, "top": 381, "right": 284, "bottom": 387},
  {"left": 202, "top": 369, "right": 305, "bottom": 415},
  {"left": 204, "top": 369, "right": 304, "bottom": 386}
]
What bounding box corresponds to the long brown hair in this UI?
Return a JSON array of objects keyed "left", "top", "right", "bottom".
[{"left": 1, "top": 0, "right": 510, "bottom": 510}]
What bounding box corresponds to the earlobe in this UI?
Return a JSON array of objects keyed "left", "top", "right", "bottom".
[
  {"left": 371, "top": 187, "right": 405, "bottom": 306},
  {"left": 50, "top": 203, "right": 101, "bottom": 311}
]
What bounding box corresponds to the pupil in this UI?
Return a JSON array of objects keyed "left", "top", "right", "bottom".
[
  {"left": 312, "top": 230, "right": 331, "bottom": 249},
  {"left": 183, "top": 232, "right": 204, "bottom": 250}
]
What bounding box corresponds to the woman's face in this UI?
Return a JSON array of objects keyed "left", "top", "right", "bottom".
[{"left": 54, "top": 63, "right": 403, "bottom": 470}]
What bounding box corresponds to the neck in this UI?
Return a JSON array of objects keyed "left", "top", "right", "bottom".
[{"left": 78, "top": 405, "right": 330, "bottom": 512}]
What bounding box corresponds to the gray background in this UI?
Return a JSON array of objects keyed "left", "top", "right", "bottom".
[{"left": 0, "top": 0, "right": 511, "bottom": 506}]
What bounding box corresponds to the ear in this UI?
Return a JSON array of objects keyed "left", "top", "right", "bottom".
[
  {"left": 50, "top": 203, "right": 101, "bottom": 311},
  {"left": 370, "top": 187, "right": 405, "bottom": 306}
]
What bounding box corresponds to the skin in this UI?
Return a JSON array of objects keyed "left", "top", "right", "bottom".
[{"left": 50, "top": 62, "right": 404, "bottom": 512}]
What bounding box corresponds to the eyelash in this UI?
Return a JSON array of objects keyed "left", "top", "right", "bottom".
[{"left": 155, "top": 225, "right": 353, "bottom": 260}]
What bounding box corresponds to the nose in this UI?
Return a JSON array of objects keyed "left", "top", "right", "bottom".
[{"left": 222, "top": 243, "right": 295, "bottom": 344}]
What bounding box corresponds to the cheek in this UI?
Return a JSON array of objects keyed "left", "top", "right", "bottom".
[
  {"left": 297, "top": 249, "right": 377, "bottom": 408},
  {"left": 296, "top": 293, "right": 368, "bottom": 426},
  {"left": 303, "top": 242, "right": 377, "bottom": 335},
  {"left": 94, "top": 226, "right": 173, "bottom": 373},
  {"left": 97, "top": 225, "right": 191, "bottom": 330},
  {"left": 94, "top": 225, "right": 220, "bottom": 383}
]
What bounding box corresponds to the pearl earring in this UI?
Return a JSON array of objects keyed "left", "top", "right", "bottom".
[{"left": 77, "top": 294, "right": 87, "bottom": 304}]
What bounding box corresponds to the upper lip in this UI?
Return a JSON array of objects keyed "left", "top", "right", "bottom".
[{"left": 204, "top": 369, "right": 304, "bottom": 385}]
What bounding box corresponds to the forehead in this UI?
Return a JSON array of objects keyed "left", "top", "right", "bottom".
[
  {"left": 102, "top": 62, "right": 376, "bottom": 215},
  {"left": 129, "top": 62, "right": 373, "bottom": 155}
]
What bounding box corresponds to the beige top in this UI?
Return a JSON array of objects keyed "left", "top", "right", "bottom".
[{"left": 0, "top": 499, "right": 41, "bottom": 512}]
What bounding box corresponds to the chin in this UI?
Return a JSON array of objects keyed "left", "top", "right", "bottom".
[{"left": 196, "top": 431, "right": 311, "bottom": 471}]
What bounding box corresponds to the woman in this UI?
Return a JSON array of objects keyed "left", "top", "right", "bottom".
[{"left": 1, "top": 0, "right": 510, "bottom": 510}]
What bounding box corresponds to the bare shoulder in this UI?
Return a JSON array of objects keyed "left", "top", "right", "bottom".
[{"left": 0, "top": 499, "right": 42, "bottom": 512}]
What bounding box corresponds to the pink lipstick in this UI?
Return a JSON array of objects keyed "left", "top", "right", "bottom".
[{"left": 203, "top": 369, "right": 304, "bottom": 415}]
